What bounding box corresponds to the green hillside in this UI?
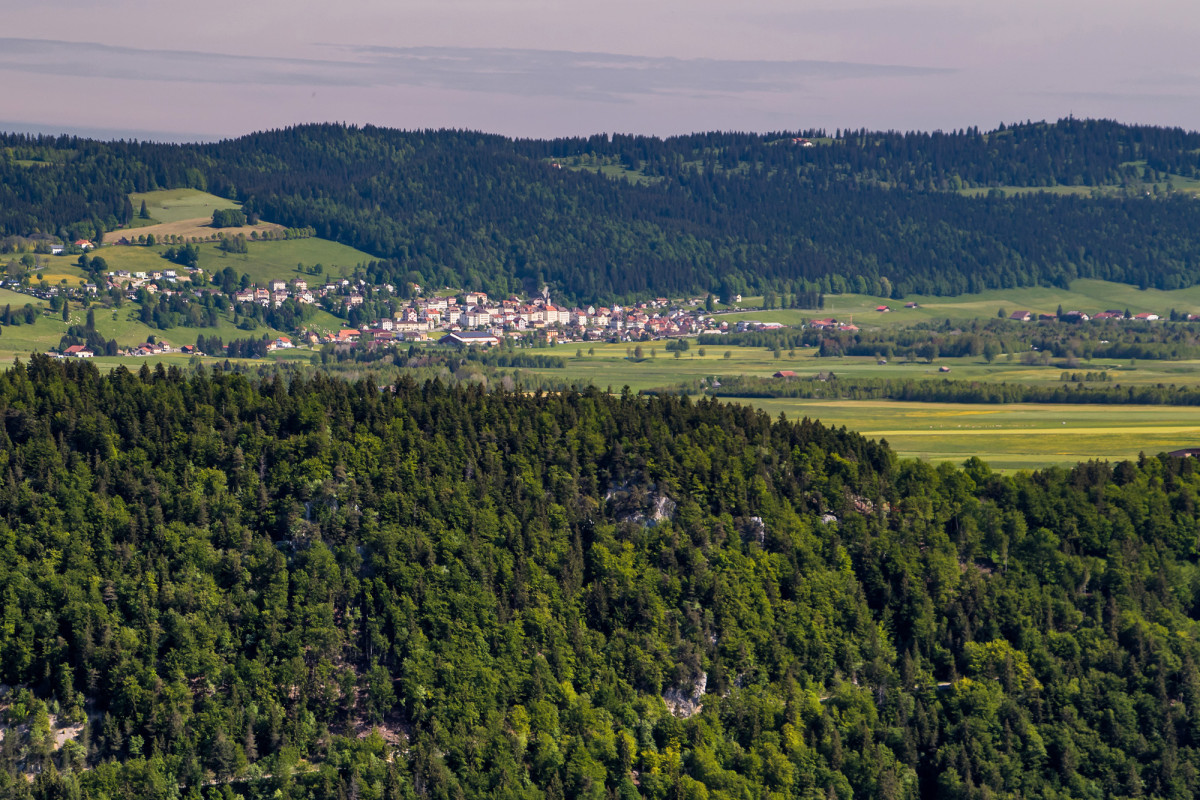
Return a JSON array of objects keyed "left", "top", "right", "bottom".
[
  {"left": 7, "top": 119, "right": 1200, "bottom": 302},
  {"left": 3, "top": 362, "right": 1200, "bottom": 799}
]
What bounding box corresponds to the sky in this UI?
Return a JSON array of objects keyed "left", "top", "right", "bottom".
[{"left": 1, "top": 0, "right": 1198, "bottom": 142}]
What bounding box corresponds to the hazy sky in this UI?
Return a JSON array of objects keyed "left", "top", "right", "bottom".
[{"left": 1, "top": 0, "right": 1198, "bottom": 141}]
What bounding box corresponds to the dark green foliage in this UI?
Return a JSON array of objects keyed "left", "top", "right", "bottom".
[
  {"left": 703, "top": 373, "right": 1200, "bottom": 405},
  {"left": 218, "top": 233, "right": 248, "bottom": 253},
  {"left": 210, "top": 208, "right": 247, "bottom": 228},
  {"left": 162, "top": 243, "right": 199, "bottom": 268},
  {"left": 0, "top": 359, "right": 1200, "bottom": 799}
]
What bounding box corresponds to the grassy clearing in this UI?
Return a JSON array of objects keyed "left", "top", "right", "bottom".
[
  {"left": 112, "top": 189, "right": 279, "bottom": 243},
  {"left": 0, "top": 288, "right": 47, "bottom": 308},
  {"left": 196, "top": 238, "right": 374, "bottom": 285},
  {"left": 127, "top": 189, "right": 241, "bottom": 224},
  {"left": 957, "top": 173, "right": 1200, "bottom": 198}
]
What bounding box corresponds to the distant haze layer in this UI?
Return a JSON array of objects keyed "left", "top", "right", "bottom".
[{"left": 0, "top": 0, "right": 1198, "bottom": 141}]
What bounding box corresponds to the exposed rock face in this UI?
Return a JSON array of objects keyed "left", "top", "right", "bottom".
[
  {"left": 605, "top": 483, "right": 676, "bottom": 527},
  {"left": 664, "top": 672, "right": 707, "bottom": 718},
  {"left": 741, "top": 516, "right": 766, "bottom": 544}
]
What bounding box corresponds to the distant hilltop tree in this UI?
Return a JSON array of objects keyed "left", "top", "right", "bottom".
[{"left": 211, "top": 208, "right": 247, "bottom": 228}]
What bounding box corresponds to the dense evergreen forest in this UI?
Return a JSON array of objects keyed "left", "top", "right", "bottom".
[
  {"left": 2, "top": 358, "right": 1200, "bottom": 799},
  {"left": 5, "top": 119, "right": 1200, "bottom": 302}
]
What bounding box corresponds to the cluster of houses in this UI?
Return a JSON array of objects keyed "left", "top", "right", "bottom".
[
  {"left": 108, "top": 266, "right": 203, "bottom": 294},
  {"left": 312, "top": 291, "right": 726, "bottom": 346},
  {"left": 807, "top": 318, "right": 861, "bottom": 333},
  {"left": 234, "top": 279, "right": 318, "bottom": 307},
  {"left": 51, "top": 339, "right": 188, "bottom": 360},
  {"left": 1008, "top": 309, "right": 1170, "bottom": 323}
]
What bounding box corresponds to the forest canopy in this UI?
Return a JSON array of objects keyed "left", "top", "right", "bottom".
[{"left": 1, "top": 357, "right": 1200, "bottom": 799}]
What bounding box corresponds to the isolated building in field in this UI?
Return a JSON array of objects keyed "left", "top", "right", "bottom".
[{"left": 440, "top": 331, "right": 499, "bottom": 347}]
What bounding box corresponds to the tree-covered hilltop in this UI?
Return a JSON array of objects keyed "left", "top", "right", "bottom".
[
  {"left": 1, "top": 359, "right": 1200, "bottom": 798},
  {"left": 6, "top": 119, "right": 1200, "bottom": 302}
]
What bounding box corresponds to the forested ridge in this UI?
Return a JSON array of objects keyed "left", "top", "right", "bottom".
[
  {"left": 5, "top": 119, "right": 1200, "bottom": 301},
  {"left": 2, "top": 358, "right": 1200, "bottom": 798}
]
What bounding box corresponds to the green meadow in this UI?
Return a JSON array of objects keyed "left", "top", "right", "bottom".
[
  {"left": 743, "top": 399, "right": 1200, "bottom": 471},
  {"left": 0, "top": 305, "right": 296, "bottom": 363},
  {"left": 36, "top": 235, "right": 374, "bottom": 293},
  {"left": 728, "top": 279, "right": 1200, "bottom": 327},
  {"left": 526, "top": 341, "right": 1200, "bottom": 470},
  {"left": 68, "top": 237, "right": 373, "bottom": 286},
  {"left": 127, "top": 188, "right": 240, "bottom": 225},
  {"left": 192, "top": 238, "right": 375, "bottom": 285},
  {"left": 531, "top": 341, "right": 1200, "bottom": 393}
]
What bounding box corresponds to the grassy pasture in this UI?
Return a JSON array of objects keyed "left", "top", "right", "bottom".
[
  {"left": 193, "top": 238, "right": 374, "bottom": 285},
  {"left": 743, "top": 398, "right": 1200, "bottom": 471},
  {"left": 62, "top": 237, "right": 373, "bottom": 287},
  {"left": 957, "top": 172, "right": 1200, "bottom": 198},
  {"left": 127, "top": 189, "right": 241, "bottom": 224},
  {"left": 728, "top": 279, "right": 1200, "bottom": 328},
  {"left": 109, "top": 218, "right": 282, "bottom": 242},
  {"left": 0, "top": 288, "right": 47, "bottom": 308},
  {"left": 113, "top": 189, "right": 280, "bottom": 244}
]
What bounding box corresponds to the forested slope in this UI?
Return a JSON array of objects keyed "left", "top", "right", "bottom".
[
  {"left": 5, "top": 119, "right": 1200, "bottom": 302},
  {"left": 1, "top": 358, "right": 1200, "bottom": 799}
]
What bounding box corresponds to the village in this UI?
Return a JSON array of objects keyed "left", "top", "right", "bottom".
[
  {"left": 11, "top": 252, "right": 1184, "bottom": 362},
  {"left": 42, "top": 265, "right": 794, "bottom": 358}
]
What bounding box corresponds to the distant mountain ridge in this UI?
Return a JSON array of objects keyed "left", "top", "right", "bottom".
[{"left": 3, "top": 119, "right": 1200, "bottom": 303}]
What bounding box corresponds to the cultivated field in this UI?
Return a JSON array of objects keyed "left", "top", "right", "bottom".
[
  {"left": 109, "top": 218, "right": 283, "bottom": 242},
  {"left": 525, "top": 341, "right": 1200, "bottom": 393},
  {"left": 519, "top": 342, "right": 1200, "bottom": 470},
  {"left": 743, "top": 398, "right": 1200, "bottom": 471}
]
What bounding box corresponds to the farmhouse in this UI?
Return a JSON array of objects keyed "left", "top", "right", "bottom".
[
  {"left": 1009, "top": 311, "right": 1032, "bottom": 322},
  {"left": 63, "top": 345, "right": 94, "bottom": 358}
]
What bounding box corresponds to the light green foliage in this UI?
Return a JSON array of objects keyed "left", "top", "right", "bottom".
[{"left": 0, "top": 359, "right": 1197, "bottom": 799}]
